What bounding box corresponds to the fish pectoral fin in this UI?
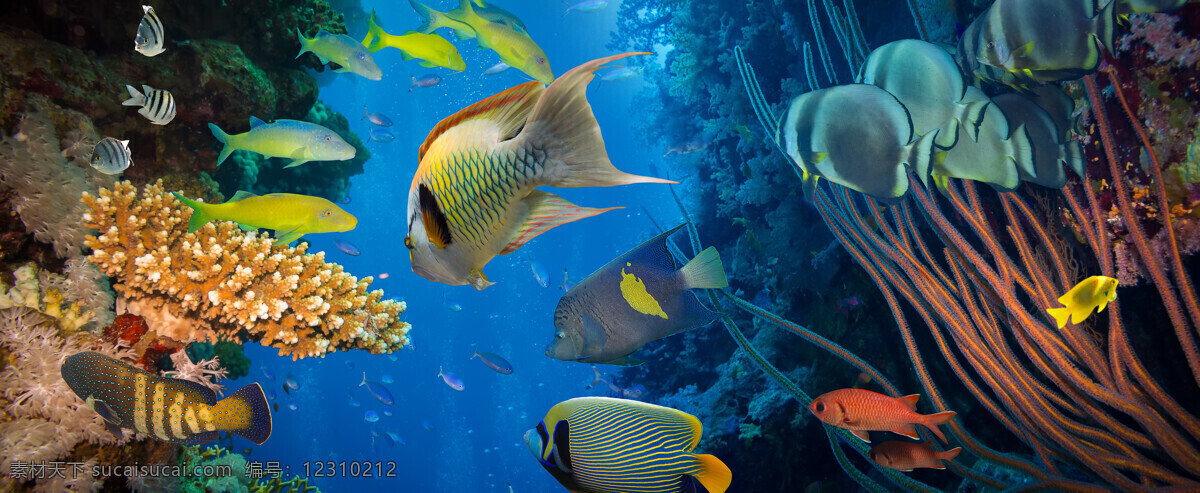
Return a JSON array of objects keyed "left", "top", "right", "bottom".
[
  {"left": 400, "top": 52, "right": 416, "bottom": 61},
  {"left": 499, "top": 190, "right": 620, "bottom": 255},
  {"left": 103, "top": 421, "right": 125, "bottom": 439},
  {"left": 580, "top": 312, "right": 608, "bottom": 354},
  {"left": 237, "top": 223, "right": 259, "bottom": 232},
  {"left": 419, "top": 61, "right": 436, "bottom": 68},
  {"left": 273, "top": 229, "right": 304, "bottom": 246}
]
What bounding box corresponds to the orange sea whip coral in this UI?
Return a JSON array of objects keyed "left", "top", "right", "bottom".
[{"left": 82, "top": 181, "right": 411, "bottom": 360}]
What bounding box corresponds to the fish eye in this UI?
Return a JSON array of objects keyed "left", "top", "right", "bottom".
[
  {"left": 536, "top": 57, "right": 546, "bottom": 65},
  {"left": 555, "top": 331, "right": 565, "bottom": 339},
  {"left": 322, "top": 209, "right": 333, "bottom": 218},
  {"left": 357, "top": 53, "right": 366, "bottom": 60},
  {"left": 403, "top": 236, "right": 413, "bottom": 250},
  {"left": 323, "top": 135, "right": 332, "bottom": 142},
  {"left": 814, "top": 402, "right": 825, "bottom": 413}
]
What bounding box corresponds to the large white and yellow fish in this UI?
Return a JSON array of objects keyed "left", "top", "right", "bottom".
[{"left": 404, "top": 52, "right": 672, "bottom": 290}]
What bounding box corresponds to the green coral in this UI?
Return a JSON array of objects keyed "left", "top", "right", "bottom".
[{"left": 738, "top": 422, "right": 763, "bottom": 446}]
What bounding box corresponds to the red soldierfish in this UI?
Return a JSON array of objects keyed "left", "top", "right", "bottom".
[
  {"left": 869, "top": 441, "right": 962, "bottom": 472},
  {"left": 808, "top": 389, "right": 956, "bottom": 443}
]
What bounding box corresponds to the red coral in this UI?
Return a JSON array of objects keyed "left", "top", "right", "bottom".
[{"left": 103, "top": 313, "right": 148, "bottom": 343}]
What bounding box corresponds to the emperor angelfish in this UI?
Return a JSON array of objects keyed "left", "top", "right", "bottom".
[
  {"left": 61, "top": 351, "right": 272, "bottom": 445},
  {"left": 993, "top": 93, "right": 1085, "bottom": 188},
  {"left": 403, "top": 52, "right": 674, "bottom": 290},
  {"left": 134, "top": 5, "right": 165, "bottom": 57},
  {"left": 525, "top": 397, "right": 732, "bottom": 493},
  {"left": 208, "top": 117, "right": 355, "bottom": 168},
  {"left": 90, "top": 137, "right": 132, "bottom": 175},
  {"left": 928, "top": 87, "right": 1035, "bottom": 193},
  {"left": 857, "top": 39, "right": 989, "bottom": 150},
  {"left": 296, "top": 29, "right": 383, "bottom": 81},
  {"left": 547, "top": 224, "right": 727, "bottom": 366},
  {"left": 122, "top": 85, "right": 176, "bottom": 125},
  {"left": 972, "top": 0, "right": 1117, "bottom": 84},
  {"left": 779, "top": 84, "right": 937, "bottom": 201}
]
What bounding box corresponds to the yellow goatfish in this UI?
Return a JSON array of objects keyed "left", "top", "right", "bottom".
[
  {"left": 404, "top": 52, "right": 672, "bottom": 290},
  {"left": 443, "top": 0, "right": 553, "bottom": 84},
  {"left": 1046, "top": 275, "right": 1119, "bottom": 328},
  {"left": 361, "top": 10, "right": 465, "bottom": 72},
  {"left": 173, "top": 191, "right": 357, "bottom": 246}
]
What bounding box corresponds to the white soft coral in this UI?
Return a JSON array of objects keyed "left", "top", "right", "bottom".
[{"left": 161, "top": 350, "right": 229, "bottom": 397}]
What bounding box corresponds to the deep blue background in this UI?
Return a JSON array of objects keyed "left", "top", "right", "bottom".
[{"left": 218, "top": 1, "right": 689, "bottom": 491}]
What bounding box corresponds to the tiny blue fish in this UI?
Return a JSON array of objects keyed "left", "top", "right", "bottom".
[
  {"left": 381, "top": 374, "right": 394, "bottom": 384},
  {"left": 285, "top": 373, "right": 300, "bottom": 391},
  {"left": 362, "top": 105, "right": 393, "bottom": 127},
  {"left": 444, "top": 294, "right": 463, "bottom": 312},
  {"left": 562, "top": 0, "right": 609, "bottom": 15},
  {"left": 383, "top": 407, "right": 393, "bottom": 416},
  {"left": 287, "top": 402, "right": 298, "bottom": 411},
  {"left": 410, "top": 74, "right": 442, "bottom": 92},
  {"left": 483, "top": 61, "right": 511, "bottom": 76},
  {"left": 370, "top": 127, "right": 395, "bottom": 143},
  {"left": 530, "top": 261, "right": 549, "bottom": 288},
  {"left": 438, "top": 366, "right": 465, "bottom": 391},
  {"left": 335, "top": 240, "right": 361, "bottom": 256},
  {"left": 349, "top": 398, "right": 361, "bottom": 407},
  {"left": 360, "top": 372, "right": 396, "bottom": 406},
  {"left": 261, "top": 368, "right": 275, "bottom": 380},
  {"left": 364, "top": 410, "right": 380, "bottom": 423},
  {"left": 471, "top": 344, "right": 514, "bottom": 375},
  {"left": 421, "top": 420, "right": 434, "bottom": 431}
]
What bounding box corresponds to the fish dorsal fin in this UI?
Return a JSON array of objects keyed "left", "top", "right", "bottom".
[
  {"left": 418, "top": 81, "right": 545, "bottom": 162},
  {"left": 612, "top": 398, "right": 704, "bottom": 451},
  {"left": 227, "top": 190, "right": 258, "bottom": 203},
  {"left": 500, "top": 190, "right": 619, "bottom": 255},
  {"left": 899, "top": 394, "right": 920, "bottom": 411},
  {"left": 317, "top": 30, "right": 333, "bottom": 38},
  {"left": 250, "top": 116, "right": 266, "bottom": 129}
]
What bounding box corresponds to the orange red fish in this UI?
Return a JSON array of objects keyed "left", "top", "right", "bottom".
[
  {"left": 869, "top": 441, "right": 962, "bottom": 472},
  {"left": 808, "top": 388, "right": 956, "bottom": 443}
]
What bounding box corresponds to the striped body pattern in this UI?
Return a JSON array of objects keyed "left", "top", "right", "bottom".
[
  {"left": 568, "top": 400, "right": 703, "bottom": 492},
  {"left": 60, "top": 351, "right": 272, "bottom": 445},
  {"left": 122, "top": 84, "right": 176, "bottom": 125},
  {"left": 429, "top": 138, "right": 543, "bottom": 251},
  {"left": 90, "top": 137, "right": 132, "bottom": 175},
  {"left": 134, "top": 5, "right": 165, "bottom": 57}
]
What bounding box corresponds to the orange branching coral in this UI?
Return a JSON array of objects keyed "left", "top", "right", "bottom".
[{"left": 81, "top": 181, "right": 411, "bottom": 360}]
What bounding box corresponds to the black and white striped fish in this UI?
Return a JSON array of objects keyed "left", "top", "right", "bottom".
[
  {"left": 134, "top": 5, "right": 165, "bottom": 57},
  {"left": 122, "top": 84, "right": 176, "bottom": 125},
  {"left": 90, "top": 137, "right": 132, "bottom": 175}
]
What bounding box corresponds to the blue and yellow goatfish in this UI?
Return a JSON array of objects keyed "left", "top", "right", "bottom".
[
  {"left": 61, "top": 351, "right": 272, "bottom": 445},
  {"left": 404, "top": 52, "right": 673, "bottom": 290},
  {"left": 209, "top": 117, "right": 355, "bottom": 169},
  {"left": 296, "top": 29, "right": 382, "bottom": 80},
  {"left": 525, "top": 397, "right": 731, "bottom": 493},
  {"left": 173, "top": 191, "right": 357, "bottom": 246},
  {"left": 361, "top": 10, "right": 465, "bottom": 72}
]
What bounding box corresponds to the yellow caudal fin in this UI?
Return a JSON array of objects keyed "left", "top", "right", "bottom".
[
  {"left": 499, "top": 190, "right": 619, "bottom": 255},
  {"left": 521, "top": 52, "right": 676, "bottom": 188},
  {"left": 690, "top": 454, "right": 732, "bottom": 493},
  {"left": 211, "top": 383, "right": 273, "bottom": 445},
  {"left": 679, "top": 246, "right": 728, "bottom": 290},
  {"left": 1046, "top": 306, "right": 1071, "bottom": 328},
  {"left": 418, "top": 81, "right": 544, "bottom": 162}
]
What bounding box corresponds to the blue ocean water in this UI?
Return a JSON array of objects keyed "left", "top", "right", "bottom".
[{"left": 220, "top": 2, "right": 677, "bottom": 490}]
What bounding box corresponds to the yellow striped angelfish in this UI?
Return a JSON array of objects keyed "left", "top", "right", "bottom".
[
  {"left": 524, "top": 397, "right": 731, "bottom": 493},
  {"left": 60, "top": 351, "right": 272, "bottom": 445},
  {"left": 404, "top": 52, "right": 674, "bottom": 290}
]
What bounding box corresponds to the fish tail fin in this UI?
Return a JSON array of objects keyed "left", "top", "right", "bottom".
[
  {"left": 938, "top": 446, "right": 963, "bottom": 463},
  {"left": 172, "top": 192, "right": 213, "bottom": 234},
  {"left": 905, "top": 130, "right": 938, "bottom": 189},
  {"left": 362, "top": 105, "right": 369, "bottom": 120},
  {"left": 690, "top": 454, "right": 732, "bottom": 493},
  {"left": 1063, "top": 140, "right": 1085, "bottom": 179},
  {"left": 1094, "top": 0, "right": 1117, "bottom": 55},
  {"left": 295, "top": 28, "right": 310, "bottom": 58},
  {"left": 923, "top": 411, "right": 956, "bottom": 444},
  {"left": 523, "top": 52, "right": 676, "bottom": 188},
  {"left": 360, "top": 371, "right": 367, "bottom": 387},
  {"left": 470, "top": 342, "right": 479, "bottom": 360},
  {"left": 562, "top": 1, "right": 573, "bottom": 16},
  {"left": 217, "top": 383, "right": 273, "bottom": 445},
  {"left": 363, "top": 9, "right": 385, "bottom": 50},
  {"left": 122, "top": 85, "right": 145, "bottom": 107},
  {"left": 208, "top": 123, "right": 235, "bottom": 166},
  {"left": 679, "top": 246, "right": 728, "bottom": 290},
  {"left": 1046, "top": 307, "right": 1071, "bottom": 328},
  {"left": 409, "top": 0, "right": 444, "bottom": 34}
]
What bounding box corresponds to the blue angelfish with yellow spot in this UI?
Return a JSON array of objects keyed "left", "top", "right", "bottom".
[
  {"left": 525, "top": 397, "right": 731, "bottom": 493},
  {"left": 403, "top": 52, "right": 674, "bottom": 290},
  {"left": 547, "top": 224, "right": 727, "bottom": 366},
  {"left": 60, "top": 351, "right": 272, "bottom": 445}
]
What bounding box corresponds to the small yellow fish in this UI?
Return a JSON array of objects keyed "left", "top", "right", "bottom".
[
  {"left": 444, "top": 0, "right": 553, "bottom": 84},
  {"left": 173, "top": 191, "right": 357, "bottom": 246},
  {"left": 362, "top": 10, "right": 465, "bottom": 72},
  {"left": 1046, "top": 275, "right": 1118, "bottom": 328}
]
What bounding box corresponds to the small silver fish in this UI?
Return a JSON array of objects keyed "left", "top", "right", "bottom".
[
  {"left": 483, "top": 61, "right": 511, "bottom": 76},
  {"left": 134, "top": 5, "right": 165, "bottom": 57},
  {"left": 362, "top": 105, "right": 393, "bottom": 127},
  {"left": 90, "top": 137, "right": 132, "bottom": 175},
  {"left": 410, "top": 74, "right": 442, "bottom": 92},
  {"left": 122, "top": 84, "right": 175, "bottom": 125}
]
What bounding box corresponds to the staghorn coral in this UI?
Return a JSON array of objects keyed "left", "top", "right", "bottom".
[
  {"left": 0, "top": 306, "right": 142, "bottom": 491},
  {"left": 83, "top": 181, "right": 411, "bottom": 360}
]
